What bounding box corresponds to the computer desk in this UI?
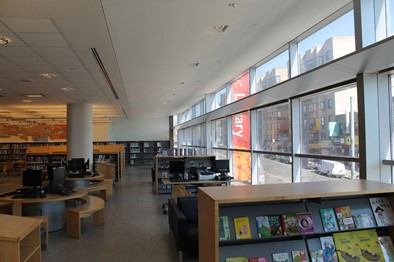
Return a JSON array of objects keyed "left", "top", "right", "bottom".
[
  {"left": 0, "top": 188, "right": 87, "bottom": 231},
  {"left": 65, "top": 173, "right": 105, "bottom": 188}
]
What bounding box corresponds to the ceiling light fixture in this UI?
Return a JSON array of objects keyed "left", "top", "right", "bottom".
[
  {"left": 21, "top": 79, "right": 34, "bottom": 83},
  {"left": 40, "top": 73, "right": 56, "bottom": 79},
  {"left": 61, "top": 87, "right": 75, "bottom": 92},
  {"left": 205, "top": 25, "right": 229, "bottom": 34},
  {"left": 22, "top": 99, "right": 32, "bottom": 103},
  {"left": 24, "top": 94, "right": 45, "bottom": 98},
  {"left": 0, "top": 36, "right": 10, "bottom": 45}
]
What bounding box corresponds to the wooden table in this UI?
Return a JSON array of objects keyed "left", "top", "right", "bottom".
[
  {"left": 65, "top": 174, "right": 104, "bottom": 188},
  {"left": 75, "top": 181, "right": 111, "bottom": 201},
  {"left": 161, "top": 178, "right": 231, "bottom": 187}
]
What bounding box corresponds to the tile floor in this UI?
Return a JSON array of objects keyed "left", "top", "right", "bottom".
[{"left": 37, "top": 166, "right": 198, "bottom": 262}]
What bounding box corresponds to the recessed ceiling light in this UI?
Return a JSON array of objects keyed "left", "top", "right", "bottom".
[
  {"left": 228, "top": 3, "right": 239, "bottom": 8},
  {"left": 22, "top": 99, "right": 32, "bottom": 103},
  {"left": 61, "top": 87, "right": 75, "bottom": 92},
  {"left": 40, "top": 73, "right": 56, "bottom": 79},
  {"left": 0, "top": 36, "right": 10, "bottom": 45},
  {"left": 24, "top": 94, "right": 45, "bottom": 98}
]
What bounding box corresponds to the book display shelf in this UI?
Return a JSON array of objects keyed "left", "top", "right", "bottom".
[
  {"left": 154, "top": 155, "right": 216, "bottom": 194},
  {"left": 124, "top": 141, "right": 170, "bottom": 166},
  {"left": 198, "top": 179, "right": 394, "bottom": 262}
]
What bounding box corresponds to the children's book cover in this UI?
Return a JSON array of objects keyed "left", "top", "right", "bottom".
[
  {"left": 379, "top": 236, "right": 394, "bottom": 262},
  {"left": 296, "top": 212, "right": 314, "bottom": 234},
  {"left": 248, "top": 257, "right": 268, "bottom": 262},
  {"left": 234, "top": 216, "right": 252, "bottom": 239},
  {"left": 333, "top": 229, "right": 384, "bottom": 262},
  {"left": 272, "top": 252, "right": 290, "bottom": 262},
  {"left": 320, "top": 208, "right": 339, "bottom": 232},
  {"left": 369, "top": 197, "right": 394, "bottom": 226},
  {"left": 281, "top": 212, "right": 300, "bottom": 236},
  {"left": 320, "top": 236, "right": 338, "bottom": 262},
  {"left": 255, "top": 215, "right": 271, "bottom": 238},
  {"left": 309, "top": 250, "right": 324, "bottom": 262},
  {"left": 219, "top": 215, "right": 231, "bottom": 240},
  {"left": 334, "top": 206, "right": 356, "bottom": 230},
  {"left": 291, "top": 250, "right": 307, "bottom": 262},
  {"left": 353, "top": 213, "right": 376, "bottom": 229},
  {"left": 226, "top": 257, "right": 249, "bottom": 262},
  {"left": 268, "top": 215, "right": 283, "bottom": 236}
]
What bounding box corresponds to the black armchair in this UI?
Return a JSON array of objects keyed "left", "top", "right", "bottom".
[{"left": 168, "top": 196, "right": 198, "bottom": 262}]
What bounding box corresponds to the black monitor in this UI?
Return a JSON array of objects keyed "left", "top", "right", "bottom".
[
  {"left": 53, "top": 166, "right": 66, "bottom": 185},
  {"left": 68, "top": 158, "right": 85, "bottom": 173},
  {"left": 22, "top": 169, "right": 43, "bottom": 188},
  {"left": 215, "top": 159, "right": 230, "bottom": 175},
  {"left": 169, "top": 160, "right": 185, "bottom": 180}
]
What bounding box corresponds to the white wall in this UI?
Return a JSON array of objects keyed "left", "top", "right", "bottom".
[{"left": 108, "top": 117, "right": 169, "bottom": 141}]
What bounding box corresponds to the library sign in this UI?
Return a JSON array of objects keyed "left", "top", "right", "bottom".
[{"left": 231, "top": 73, "right": 251, "bottom": 183}]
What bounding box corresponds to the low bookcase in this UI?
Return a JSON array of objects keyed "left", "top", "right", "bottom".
[{"left": 198, "top": 179, "right": 394, "bottom": 262}]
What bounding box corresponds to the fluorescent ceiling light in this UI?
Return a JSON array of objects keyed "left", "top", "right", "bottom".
[
  {"left": 24, "top": 94, "right": 45, "bottom": 98},
  {"left": 40, "top": 73, "right": 56, "bottom": 79}
]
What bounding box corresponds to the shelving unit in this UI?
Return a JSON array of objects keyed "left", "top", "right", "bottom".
[
  {"left": 154, "top": 155, "right": 216, "bottom": 194},
  {"left": 198, "top": 179, "right": 394, "bottom": 261},
  {"left": 0, "top": 214, "right": 42, "bottom": 262},
  {"left": 124, "top": 141, "right": 170, "bottom": 166}
]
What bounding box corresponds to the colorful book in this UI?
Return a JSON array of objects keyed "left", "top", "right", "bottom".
[
  {"left": 369, "top": 197, "right": 394, "bottom": 226},
  {"left": 333, "top": 229, "right": 384, "bottom": 262},
  {"left": 320, "top": 236, "right": 338, "bottom": 262},
  {"left": 291, "top": 250, "right": 307, "bottom": 262},
  {"left": 272, "top": 252, "right": 290, "bottom": 262},
  {"left": 249, "top": 258, "right": 268, "bottom": 262},
  {"left": 226, "top": 257, "right": 249, "bottom": 262},
  {"left": 320, "top": 208, "right": 339, "bottom": 232},
  {"left": 255, "top": 215, "right": 271, "bottom": 237},
  {"left": 281, "top": 212, "right": 299, "bottom": 236},
  {"left": 219, "top": 216, "right": 231, "bottom": 240},
  {"left": 309, "top": 250, "right": 324, "bottom": 262},
  {"left": 296, "top": 212, "right": 314, "bottom": 234},
  {"left": 234, "top": 216, "right": 251, "bottom": 239},
  {"left": 379, "top": 236, "right": 394, "bottom": 262},
  {"left": 268, "top": 215, "right": 283, "bottom": 236},
  {"left": 334, "top": 206, "right": 356, "bottom": 230},
  {"left": 353, "top": 213, "right": 376, "bottom": 228}
]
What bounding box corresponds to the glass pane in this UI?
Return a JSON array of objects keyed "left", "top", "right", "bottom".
[
  {"left": 256, "top": 153, "right": 292, "bottom": 184},
  {"left": 213, "top": 149, "right": 227, "bottom": 160},
  {"left": 215, "top": 87, "right": 227, "bottom": 109},
  {"left": 298, "top": 11, "right": 355, "bottom": 74},
  {"left": 300, "top": 85, "right": 358, "bottom": 157},
  {"left": 389, "top": 0, "right": 394, "bottom": 36},
  {"left": 213, "top": 118, "right": 227, "bottom": 148},
  {"left": 391, "top": 75, "right": 394, "bottom": 159},
  {"left": 232, "top": 151, "right": 251, "bottom": 185},
  {"left": 254, "top": 51, "right": 289, "bottom": 94},
  {"left": 231, "top": 72, "right": 250, "bottom": 103},
  {"left": 195, "top": 125, "right": 201, "bottom": 146},
  {"left": 231, "top": 111, "right": 250, "bottom": 150},
  {"left": 300, "top": 158, "right": 359, "bottom": 182},
  {"left": 256, "top": 103, "right": 291, "bottom": 153}
]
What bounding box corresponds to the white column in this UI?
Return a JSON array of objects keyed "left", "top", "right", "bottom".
[{"left": 67, "top": 103, "right": 93, "bottom": 171}]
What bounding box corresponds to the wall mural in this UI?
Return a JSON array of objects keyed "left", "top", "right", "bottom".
[{"left": 0, "top": 123, "right": 67, "bottom": 141}]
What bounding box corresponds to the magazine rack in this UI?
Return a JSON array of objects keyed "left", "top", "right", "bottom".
[{"left": 198, "top": 179, "right": 394, "bottom": 261}]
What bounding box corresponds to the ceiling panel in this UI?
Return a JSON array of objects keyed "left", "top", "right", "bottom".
[
  {"left": 17, "top": 33, "right": 68, "bottom": 47},
  {"left": 0, "top": 46, "right": 38, "bottom": 57},
  {"left": 1, "top": 18, "right": 59, "bottom": 33}
]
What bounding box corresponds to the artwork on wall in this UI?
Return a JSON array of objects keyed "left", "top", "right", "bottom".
[{"left": 0, "top": 123, "right": 67, "bottom": 141}]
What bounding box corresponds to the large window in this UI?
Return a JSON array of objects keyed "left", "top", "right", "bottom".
[
  {"left": 215, "top": 87, "right": 227, "bottom": 110},
  {"left": 256, "top": 103, "right": 291, "bottom": 153},
  {"left": 212, "top": 118, "right": 227, "bottom": 148},
  {"left": 390, "top": 0, "right": 394, "bottom": 37},
  {"left": 391, "top": 75, "right": 394, "bottom": 160},
  {"left": 253, "top": 50, "right": 289, "bottom": 94},
  {"left": 298, "top": 11, "right": 355, "bottom": 74}
]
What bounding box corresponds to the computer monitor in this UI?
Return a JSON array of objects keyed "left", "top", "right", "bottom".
[
  {"left": 68, "top": 158, "right": 85, "bottom": 173},
  {"left": 53, "top": 166, "right": 66, "bottom": 185},
  {"left": 169, "top": 160, "right": 185, "bottom": 180},
  {"left": 22, "top": 169, "right": 43, "bottom": 188},
  {"left": 214, "top": 159, "right": 230, "bottom": 176}
]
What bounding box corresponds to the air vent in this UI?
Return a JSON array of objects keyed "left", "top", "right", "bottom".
[
  {"left": 91, "top": 48, "right": 119, "bottom": 100},
  {"left": 204, "top": 25, "right": 229, "bottom": 34}
]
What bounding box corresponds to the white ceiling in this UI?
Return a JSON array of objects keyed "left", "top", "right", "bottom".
[{"left": 0, "top": 0, "right": 351, "bottom": 124}]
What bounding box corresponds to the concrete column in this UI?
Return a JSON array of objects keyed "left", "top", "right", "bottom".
[{"left": 67, "top": 103, "right": 93, "bottom": 171}]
